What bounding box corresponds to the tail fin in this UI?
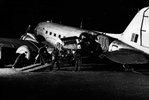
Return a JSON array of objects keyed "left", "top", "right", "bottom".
[
  {"left": 104, "top": 7, "right": 149, "bottom": 54},
  {"left": 122, "top": 7, "right": 149, "bottom": 46}
]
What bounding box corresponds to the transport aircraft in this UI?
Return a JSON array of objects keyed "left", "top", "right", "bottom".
[
  {"left": 33, "top": 7, "right": 149, "bottom": 67},
  {"left": 0, "top": 7, "right": 149, "bottom": 69}
]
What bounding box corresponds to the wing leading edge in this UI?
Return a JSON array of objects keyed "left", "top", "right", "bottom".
[{"left": 0, "top": 38, "right": 39, "bottom": 52}]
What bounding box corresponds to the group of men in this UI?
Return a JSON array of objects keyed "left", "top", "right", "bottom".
[
  {"left": 31, "top": 43, "right": 61, "bottom": 71},
  {"left": 12, "top": 32, "right": 103, "bottom": 71}
]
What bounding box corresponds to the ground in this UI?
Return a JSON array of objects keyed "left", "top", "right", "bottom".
[{"left": 0, "top": 66, "right": 149, "bottom": 100}]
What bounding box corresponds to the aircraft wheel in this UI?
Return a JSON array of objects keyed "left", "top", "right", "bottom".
[{"left": 122, "top": 64, "right": 134, "bottom": 72}]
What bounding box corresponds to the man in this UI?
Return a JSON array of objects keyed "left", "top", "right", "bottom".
[
  {"left": 50, "top": 47, "right": 60, "bottom": 71},
  {"left": 34, "top": 45, "right": 49, "bottom": 65},
  {"left": 74, "top": 49, "right": 81, "bottom": 71},
  {"left": 89, "top": 35, "right": 103, "bottom": 56}
]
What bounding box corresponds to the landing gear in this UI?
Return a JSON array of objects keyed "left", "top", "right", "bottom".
[{"left": 123, "top": 64, "right": 134, "bottom": 72}]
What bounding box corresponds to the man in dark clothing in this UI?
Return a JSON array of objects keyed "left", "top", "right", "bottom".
[
  {"left": 89, "top": 36, "right": 103, "bottom": 56},
  {"left": 34, "top": 45, "right": 49, "bottom": 65},
  {"left": 50, "top": 47, "right": 60, "bottom": 71},
  {"left": 74, "top": 49, "right": 81, "bottom": 71},
  {"left": 79, "top": 33, "right": 103, "bottom": 57}
]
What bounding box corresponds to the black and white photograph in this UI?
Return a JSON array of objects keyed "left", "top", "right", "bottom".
[{"left": 0, "top": 0, "right": 149, "bottom": 100}]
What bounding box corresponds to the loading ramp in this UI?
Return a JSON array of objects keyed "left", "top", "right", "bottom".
[{"left": 16, "top": 63, "right": 51, "bottom": 72}]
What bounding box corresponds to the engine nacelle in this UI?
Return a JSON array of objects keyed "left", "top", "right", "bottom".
[
  {"left": 16, "top": 45, "right": 30, "bottom": 60},
  {"left": 108, "top": 40, "right": 133, "bottom": 52}
]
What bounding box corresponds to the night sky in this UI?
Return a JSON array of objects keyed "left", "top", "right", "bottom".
[{"left": 1, "top": 0, "right": 149, "bottom": 38}]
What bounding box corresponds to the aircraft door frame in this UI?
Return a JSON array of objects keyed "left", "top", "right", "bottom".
[{"left": 96, "top": 35, "right": 109, "bottom": 52}]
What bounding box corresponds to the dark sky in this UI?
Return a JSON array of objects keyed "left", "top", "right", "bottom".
[{"left": 1, "top": 0, "right": 149, "bottom": 38}]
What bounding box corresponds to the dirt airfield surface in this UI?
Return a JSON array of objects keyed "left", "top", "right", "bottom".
[{"left": 0, "top": 67, "right": 149, "bottom": 100}]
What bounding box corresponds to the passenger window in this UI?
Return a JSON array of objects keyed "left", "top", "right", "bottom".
[
  {"left": 45, "top": 30, "right": 48, "bottom": 34},
  {"left": 49, "top": 32, "right": 52, "bottom": 35},
  {"left": 54, "top": 33, "right": 56, "bottom": 37},
  {"left": 58, "top": 35, "right": 61, "bottom": 38}
]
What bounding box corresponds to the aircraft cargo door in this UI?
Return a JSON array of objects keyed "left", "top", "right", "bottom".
[
  {"left": 141, "top": 8, "right": 149, "bottom": 48},
  {"left": 97, "top": 35, "right": 109, "bottom": 52}
]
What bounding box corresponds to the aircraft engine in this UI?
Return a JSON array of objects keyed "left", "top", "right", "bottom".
[
  {"left": 108, "top": 40, "right": 133, "bottom": 52},
  {"left": 16, "top": 45, "right": 30, "bottom": 60}
]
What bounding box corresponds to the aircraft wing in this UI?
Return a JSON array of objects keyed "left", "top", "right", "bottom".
[
  {"left": 104, "top": 49, "right": 149, "bottom": 64},
  {"left": 0, "top": 37, "right": 39, "bottom": 52}
]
